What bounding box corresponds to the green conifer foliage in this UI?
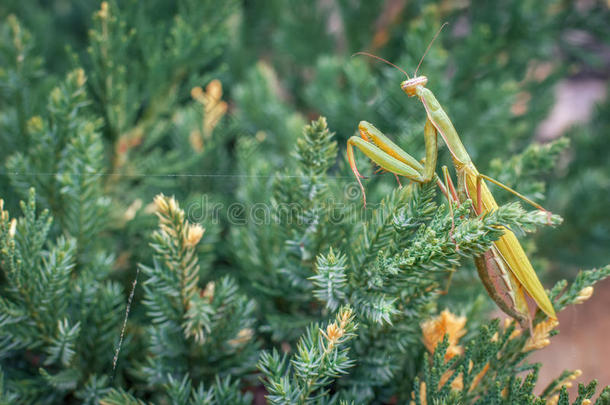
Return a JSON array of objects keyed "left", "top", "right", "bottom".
[{"left": 0, "top": 1, "right": 609, "bottom": 404}]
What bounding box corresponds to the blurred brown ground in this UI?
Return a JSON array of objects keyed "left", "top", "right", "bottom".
[
  {"left": 532, "top": 76, "right": 609, "bottom": 398},
  {"left": 532, "top": 277, "right": 610, "bottom": 397}
]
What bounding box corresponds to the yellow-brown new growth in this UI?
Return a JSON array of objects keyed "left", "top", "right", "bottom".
[
  {"left": 545, "top": 370, "right": 583, "bottom": 405},
  {"left": 523, "top": 318, "right": 559, "bottom": 352},
  {"left": 574, "top": 286, "right": 594, "bottom": 304},
  {"left": 419, "top": 310, "right": 489, "bottom": 395},
  {"left": 190, "top": 79, "right": 228, "bottom": 151},
  {"left": 185, "top": 223, "right": 205, "bottom": 247},
  {"left": 421, "top": 309, "right": 466, "bottom": 361},
  {"left": 320, "top": 308, "right": 353, "bottom": 352}
]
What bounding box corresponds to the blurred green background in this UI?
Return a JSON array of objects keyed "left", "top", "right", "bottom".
[
  {"left": 0, "top": 0, "right": 609, "bottom": 402},
  {"left": 2, "top": 0, "right": 607, "bottom": 275}
]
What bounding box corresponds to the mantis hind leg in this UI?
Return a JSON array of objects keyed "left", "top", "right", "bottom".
[
  {"left": 394, "top": 174, "right": 402, "bottom": 188},
  {"left": 439, "top": 267, "right": 456, "bottom": 295},
  {"left": 475, "top": 173, "right": 553, "bottom": 223}
]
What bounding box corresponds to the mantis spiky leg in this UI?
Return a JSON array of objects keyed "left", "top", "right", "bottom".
[
  {"left": 440, "top": 165, "right": 460, "bottom": 293},
  {"left": 441, "top": 165, "right": 459, "bottom": 204},
  {"left": 441, "top": 165, "right": 459, "bottom": 249},
  {"left": 347, "top": 119, "right": 437, "bottom": 205},
  {"left": 475, "top": 173, "right": 552, "bottom": 223}
]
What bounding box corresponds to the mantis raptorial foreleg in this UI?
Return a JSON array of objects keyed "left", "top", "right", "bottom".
[{"left": 347, "top": 119, "right": 437, "bottom": 206}]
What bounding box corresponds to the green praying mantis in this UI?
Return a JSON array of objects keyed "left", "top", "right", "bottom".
[{"left": 348, "top": 28, "right": 557, "bottom": 329}]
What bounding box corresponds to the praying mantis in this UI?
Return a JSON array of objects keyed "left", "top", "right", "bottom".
[{"left": 347, "top": 30, "right": 557, "bottom": 328}]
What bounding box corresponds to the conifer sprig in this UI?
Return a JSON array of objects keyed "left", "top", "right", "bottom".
[
  {"left": 139, "top": 194, "right": 257, "bottom": 395},
  {"left": 259, "top": 307, "right": 357, "bottom": 405}
]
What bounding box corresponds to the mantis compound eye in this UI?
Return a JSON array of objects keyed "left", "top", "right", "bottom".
[{"left": 401, "top": 76, "right": 428, "bottom": 97}]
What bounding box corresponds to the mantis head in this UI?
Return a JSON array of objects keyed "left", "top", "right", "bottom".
[{"left": 401, "top": 76, "right": 428, "bottom": 97}]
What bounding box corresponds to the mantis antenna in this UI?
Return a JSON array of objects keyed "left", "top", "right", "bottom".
[
  {"left": 352, "top": 52, "right": 410, "bottom": 79},
  {"left": 353, "top": 22, "right": 449, "bottom": 79},
  {"left": 414, "top": 22, "right": 449, "bottom": 77}
]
